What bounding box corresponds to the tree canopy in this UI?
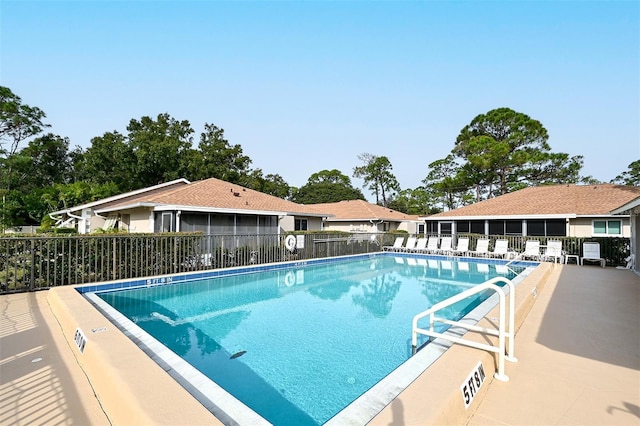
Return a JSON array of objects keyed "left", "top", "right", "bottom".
[
  {"left": 425, "top": 107, "right": 585, "bottom": 208},
  {"left": 353, "top": 153, "right": 400, "bottom": 207},
  {"left": 0, "top": 86, "right": 50, "bottom": 192},
  {"left": 611, "top": 160, "right": 640, "bottom": 186},
  {"left": 3, "top": 85, "right": 634, "bottom": 229},
  {"left": 292, "top": 169, "right": 365, "bottom": 204}
]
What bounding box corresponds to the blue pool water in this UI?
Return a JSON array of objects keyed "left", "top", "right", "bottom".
[{"left": 96, "top": 255, "right": 525, "bottom": 425}]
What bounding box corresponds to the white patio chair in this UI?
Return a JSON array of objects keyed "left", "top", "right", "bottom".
[
  {"left": 412, "top": 237, "right": 429, "bottom": 253},
  {"left": 522, "top": 240, "right": 541, "bottom": 261},
  {"left": 383, "top": 236, "right": 405, "bottom": 251},
  {"left": 542, "top": 240, "right": 564, "bottom": 263},
  {"left": 469, "top": 239, "right": 490, "bottom": 257},
  {"left": 398, "top": 236, "right": 417, "bottom": 252},
  {"left": 436, "top": 236, "right": 453, "bottom": 255},
  {"left": 581, "top": 242, "right": 605, "bottom": 267},
  {"left": 451, "top": 237, "right": 469, "bottom": 256},
  {"left": 490, "top": 239, "right": 511, "bottom": 259},
  {"left": 425, "top": 236, "right": 440, "bottom": 253}
]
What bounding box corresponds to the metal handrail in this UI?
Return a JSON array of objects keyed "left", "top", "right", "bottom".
[{"left": 411, "top": 276, "right": 517, "bottom": 381}]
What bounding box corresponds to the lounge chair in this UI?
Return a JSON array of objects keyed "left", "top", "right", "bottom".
[
  {"left": 451, "top": 237, "right": 469, "bottom": 256},
  {"left": 436, "top": 236, "right": 453, "bottom": 255},
  {"left": 490, "top": 239, "right": 512, "bottom": 259},
  {"left": 542, "top": 240, "right": 563, "bottom": 263},
  {"left": 521, "top": 240, "right": 541, "bottom": 261},
  {"left": 383, "top": 236, "right": 405, "bottom": 251},
  {"left": 412, "top": 237, "right": 429, "bottom": 253},
  {"left": 469, "top": 239, "right": 490, "bottom": 257},
  {"left": 581, "top": 242, "right": 605, "bottom": 267},
  {"left": 399, "top": 236, "right": 417, "bottom": 252},
  {"left": 615, "top": 254, "right": 634, "bottom": 270},
  {"left": 425, "top": 236, "right": 440, "bottom": 253}
]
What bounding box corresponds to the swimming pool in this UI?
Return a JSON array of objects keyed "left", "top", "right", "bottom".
[{"left": 84, "top": 253, "right": 532, "bottom": 425}]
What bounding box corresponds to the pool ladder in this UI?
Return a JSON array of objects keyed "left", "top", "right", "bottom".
[{"left": 411, "top": 277, "right": 517, "bottom": 381}]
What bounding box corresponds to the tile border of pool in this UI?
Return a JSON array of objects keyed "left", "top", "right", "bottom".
[{"left": 79, "top": 253, "right": 538, "bottom": 425}]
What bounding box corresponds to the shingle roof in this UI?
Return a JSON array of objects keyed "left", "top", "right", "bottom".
[
  {"left": 428, "top": 184, "right": 640, "bottom": 218},
  {"left": 52, "top": 179, "right": 190, "bottom": 215},
  {"left": 304, "top": 199, "right": 420, "bottom": 222},
  {"left": 94, "top": 177, "right": 330, "bottom": 216}
]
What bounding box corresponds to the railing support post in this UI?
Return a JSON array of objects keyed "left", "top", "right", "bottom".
[{"left": 30, "top": 240, "right": 35, "bottom": 291}]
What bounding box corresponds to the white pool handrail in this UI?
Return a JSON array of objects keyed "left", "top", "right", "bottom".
[{"left": 411, "top": 276, "right": 517, "bottom": 381}]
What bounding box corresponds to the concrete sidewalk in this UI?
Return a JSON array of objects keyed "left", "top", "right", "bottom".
[
  {"left": 468, "top": 265, "right": 639, "bottom": 425},
  {"left": 1, "top": 264, "right": 638, "bottom": 425},
  {"left": 0, "top": 290, "right": 109, "bottom": 426}
]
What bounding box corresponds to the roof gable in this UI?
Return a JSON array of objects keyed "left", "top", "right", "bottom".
[{"left": 51, "top": 179, "right": 190, "bottom": 214}]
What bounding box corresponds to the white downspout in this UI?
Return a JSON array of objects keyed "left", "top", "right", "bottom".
[
  {"left": 149, "top": 211, "right": 155, "bottom": 233},
  {"left": 54, "top": 209, "right": 85, "bottom": 233}
]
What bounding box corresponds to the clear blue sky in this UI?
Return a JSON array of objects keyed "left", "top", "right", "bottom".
[{"left": 1, "top": 0, "right": 638, "bottom": 196}]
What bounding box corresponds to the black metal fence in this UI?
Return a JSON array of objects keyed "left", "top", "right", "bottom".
[
  {"left": 0, "top": 232, "right": 631, "bottom": 294},
  {"left": 457, "top": 234, "right": 630, "bottom": 266},
  {"left": 0, "top": 232, "right": 386, "bottom": 293}
]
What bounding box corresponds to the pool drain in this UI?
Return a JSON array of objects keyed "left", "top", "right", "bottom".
[
  {"left": 347, "top": 377, "right": 356, "bottom": 384},
  {"left": 230, "top": 350, "right": 247, "bottom": 359}
]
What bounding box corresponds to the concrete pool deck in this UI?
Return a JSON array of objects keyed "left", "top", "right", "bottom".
[{"left": 1, "top": 263, "right": 638, "bottom": 425}]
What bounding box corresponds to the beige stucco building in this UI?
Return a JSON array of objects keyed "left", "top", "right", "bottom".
[
  {"left": 50, "top": 178, "right": 330, "bottom": 235},
  {"left": 421, "top": 184, "right": 640, "bottom": 239},
  {"left": 304, "top": 199, "right": 421, "bottom": 234}
]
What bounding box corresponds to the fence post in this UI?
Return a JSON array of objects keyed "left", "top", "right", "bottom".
[
  {"left": 174, "top": 236, "right": 178, "bottom": 274},
  {"left": 30, "top": 239, "right": 35, "bottom": 291},
  {"left": 112, "top": 237, "right": 117, "bottom": 280}
]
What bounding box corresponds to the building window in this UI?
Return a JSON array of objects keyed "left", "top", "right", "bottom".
[
  {"left": 546, "top": 220, "right": 566, "bottom": 236},
  {"left": 527, "top": 219, "right": 566, "bottom": 237},
  {"left": 425, "top": 221, "right": 438, "bottom": 234},
  {"left": 527, "top": 220, "right": 545, "bottom": 236},
  {"left": 120, "top": 214, "right": 130, "bottom": 231},
  {"left": 488, "top": 220, "right": 504, "bottom": 236},
  {"left": 470, "top": 221, "right": 484, "bottom": 234},
  {"left": 295, "top": 218, "right": 308, "bottom": 231},
  {"left": 487, "top": 220, "right": 524, "bottom": 236},
  {"left": 418, "top": 223, "right": 425, "bottom": 234},
  {"left": 505, "top": 220, "right": 522, "bottom": 235},
  {"left": 161, "top": 212, "right": 173, "bottom": 233},
  {"left": 453, "top": 220, "right": 484, "bottom": 235},
  {"left": 440, "top": 222, "right": 452, "bottom": 235},
  {"left": 593, "top": 220, "right": 622, "bottom": 236}
]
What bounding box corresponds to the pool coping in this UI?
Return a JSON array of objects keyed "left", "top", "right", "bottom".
[{"left": 48, "top": 253, "right": 549, "bottom": 425}]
